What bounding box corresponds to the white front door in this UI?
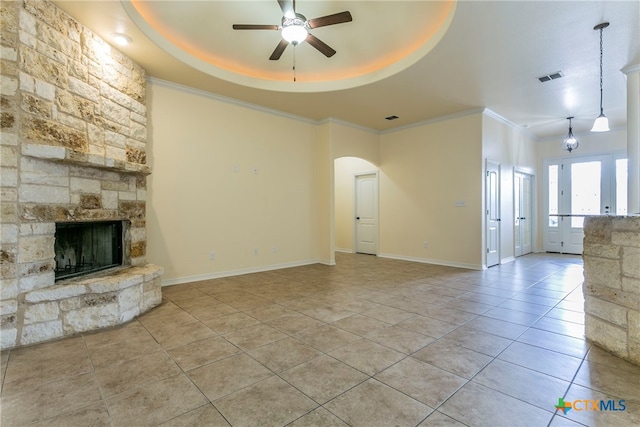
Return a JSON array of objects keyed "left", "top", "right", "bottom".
[
  {"left": 355, "top": 173, "right": 378, "bottom": 255},
  {"left": 544, "top": 155, "right": 613, "bottom": 254},
  {"left": 486, "top": 161, "right": 500, "bottom": 267},
  {"left": 561, "top": 156, "right": 612, "bottom": 254},
  {"left": 514, "top": 172, "right": 533, "bottom": 257}
]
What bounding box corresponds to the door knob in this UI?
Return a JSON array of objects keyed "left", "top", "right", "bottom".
[{"left": 356, "top": 217, "right": 360, "bottom": 220}]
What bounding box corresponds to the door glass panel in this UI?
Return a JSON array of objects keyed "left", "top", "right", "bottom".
[
  {"left": 616, "top": 159, "right": 628, "bottom": 215},
  {"left": 571, "top": 161, "right": 601, "bottom": 228},
  {"left": 548, "top": 165, "right": 558, "bottom": 227}
]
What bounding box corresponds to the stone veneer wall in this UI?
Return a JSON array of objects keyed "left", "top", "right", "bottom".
[
  {"left": 0, "top": 0, "right": 162, "bottom": 350},
  {"left": 583, "top": 216, "right": 640, "bottom": 366}
]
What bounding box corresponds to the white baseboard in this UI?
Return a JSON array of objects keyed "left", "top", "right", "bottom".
[
  {"left": 377, "top": 253, "right": 484, "bottom": 270},
  {"left": 501, "top": 256, "right": 516, "bottom": 264},
  {"left": 161, "top": 259, "right": 324, "bottom": 287},
  {"left": 335, "top": 247, "right": 353, "bottom": 254}
]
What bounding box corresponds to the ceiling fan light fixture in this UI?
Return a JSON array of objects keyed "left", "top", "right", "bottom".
[
  {"left": 562, "top": 116, "right": 579, "bottom": 153},
  {"left": 282, "top": 24, "right": 308, "bottom": 45},
  {"left": 281, "top": 13, "right": 308, "bottom": 45}
]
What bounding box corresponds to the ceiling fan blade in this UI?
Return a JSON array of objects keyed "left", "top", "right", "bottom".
[
  {"left": 307, "top": 11, "right": 352, "bottom": 29},
  {"left": 269, "top": 39, "right": 289, "bottom": 60},
  {"left": 278, "top": 0, "right": 295, "bottom": 18},
  {"left": 305, "top": 34, "right": 336, "bottom": 57},
  {"left": 233, "top": 24, "right": 279, "bottom": 30}
]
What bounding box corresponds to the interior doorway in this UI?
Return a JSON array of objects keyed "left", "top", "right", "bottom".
[
  {"left": 486, "top": 160, "right": 501, "bottom": 267},
  {"left": 334, "top": 157, "right": 378, "bottom": 255},
  {"left": 514, "top": 171, "right": 533, "bottom": 257},
  {"left": 354, "top": 173, "right": 378, "bottom": 255}
]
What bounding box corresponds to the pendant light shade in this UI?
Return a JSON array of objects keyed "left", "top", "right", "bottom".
[
  {"left": 591, "top": 22, "right": 610, "bottom": 132},
  {"left": 591, "top": 113, "right": 610, "bottom": 132},
  {"left": 562, "top": 117, "right": 579, "bottom": 153}
]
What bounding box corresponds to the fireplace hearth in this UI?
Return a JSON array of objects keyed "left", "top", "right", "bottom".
[{"left": 55, "top": 222, "right": 126, "bottom": 281}]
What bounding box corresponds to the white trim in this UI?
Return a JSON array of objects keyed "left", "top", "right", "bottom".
[
  {"left": 482, "top": 108, "right": 520, "bottom": 129},
  {"left": 148, "top": 77, "right": 317, "bottom": 126},
  {"left": 378, "top": 253, "right": 484, "bottom": 271},
  {"left": 335, "top": 247, "right": 353, "bottom": 254},
  {"left": 500, "top": 256, "right": 516, "bottom": 265},
  {"left": 161, "top": 259, "right": 323, "bottom": 287},
  {"left": 622, "top": 64, "right": 640, "bottom": 75}
]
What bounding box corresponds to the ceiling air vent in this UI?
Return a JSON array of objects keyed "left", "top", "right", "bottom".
[
  {"left": 385, "top": 115, "right": 399, "bottom": 120},
  {"left": 537, "top": 71, "right": 564, "bottom": 82}
]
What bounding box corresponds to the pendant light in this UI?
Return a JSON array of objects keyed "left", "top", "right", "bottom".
[
  {"left": 562, "top": 117, "right": 579, "bottom": 153},
  {"left": 591, "top": 22, "right": 610, "bottom": 132}
]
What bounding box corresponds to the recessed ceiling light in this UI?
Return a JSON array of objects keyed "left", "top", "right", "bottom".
[
  {"left": 385, "top": 115, "right": 399, "bottom": 121},
  {"left": 112, "top": 33, "right": 132, "bottom": 46}
]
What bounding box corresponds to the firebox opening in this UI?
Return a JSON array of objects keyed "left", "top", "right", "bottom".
[{"left": 54, "top": 221, "right": 124, "bottom": 281}]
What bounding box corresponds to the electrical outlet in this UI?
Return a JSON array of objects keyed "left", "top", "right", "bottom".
[
  {"left": 272, "top": 246, "right": 277, "bottom": 254},
  {"left": 232, "top": 165, "right": 239, "bottom": 173},
  {"left": 209, "top": 251, "right": 215, "bottom": 260},
  {"left": 253, "top": 248, "right": 259, "bottom": 256},
  {"left": 423, "top": 241, "right": 429, "bottom": 249}
]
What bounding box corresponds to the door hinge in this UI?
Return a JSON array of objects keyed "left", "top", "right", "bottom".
[
  {"left": 486, "top": 248, "right": 490, "bottom": 253},
  {"left": 561, "top": 242, "right": 564, "bottom": 247}
]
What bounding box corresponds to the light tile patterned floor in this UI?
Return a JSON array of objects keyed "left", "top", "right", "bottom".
[{"left": 2, "top": 253, "right": 639, "bottom": 426}]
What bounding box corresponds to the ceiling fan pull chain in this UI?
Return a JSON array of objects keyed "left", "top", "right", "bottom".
[{"left": 293, "top": 46, "right": 297, "bottom": 82}]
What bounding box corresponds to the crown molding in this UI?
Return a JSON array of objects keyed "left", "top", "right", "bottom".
[{"left": 147, "top": 77, "right": 318, "bottom": 126}]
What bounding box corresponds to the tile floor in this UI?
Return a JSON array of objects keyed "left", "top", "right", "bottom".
[{"left": 1, "top": 253, "right": 639, "bottom": 426}]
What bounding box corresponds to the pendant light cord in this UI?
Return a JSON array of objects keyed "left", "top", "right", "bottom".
[{"left": 598, "top": 27, "right": 604, "bottom": 114}]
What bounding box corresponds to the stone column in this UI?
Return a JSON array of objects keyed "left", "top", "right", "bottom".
[
  {"left": 583, "top": 216, "right": 640, "bottom": 366},
  {"left": 623, "top": 64, "right": 640, "bottom": 214}
]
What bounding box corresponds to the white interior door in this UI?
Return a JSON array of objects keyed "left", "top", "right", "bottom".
[
  {"left": 514, "top": 172, "right": 533, "bottom": 257},
  {"left": 486, "top": 161, "right": 500, "bottom": 267},
  {"left": 355, "top": 173, "right": 378, "bottom": 255}
]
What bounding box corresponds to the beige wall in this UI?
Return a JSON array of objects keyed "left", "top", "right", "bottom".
[
  {"left": 147, "top": 81, "right": 320, "bottom": 284},
  {"left": 146, "top": 82, "right": 551, "bottom": 283},
  {"left": 379, "top": 113, "right": 484, "bottom": 268},
  {"left": 329, "top": 121, "right": 381, "bottom": 165},
  {"left": 482, "top": 114, "right": 538, "bottom": 262}
]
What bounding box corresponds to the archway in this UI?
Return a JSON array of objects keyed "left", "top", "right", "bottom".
[{"left": 334, "top": 157, "right": 379, "bottom": 254}]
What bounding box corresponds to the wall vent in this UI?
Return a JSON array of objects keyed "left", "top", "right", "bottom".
[{"left": 537, "top": 71, "right": 564, "bottom": 82}]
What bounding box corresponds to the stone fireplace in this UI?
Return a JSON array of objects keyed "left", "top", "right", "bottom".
[
  {"left": 0, "top": 0, "right": 162, "bottom": 350},
  {"left": 54, "top": 220, "right": 126, "bottom": 281}
]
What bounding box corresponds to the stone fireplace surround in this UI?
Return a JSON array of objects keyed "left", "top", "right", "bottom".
[{"left": 0, "top": 0, "right": 162, "bottom": 350}]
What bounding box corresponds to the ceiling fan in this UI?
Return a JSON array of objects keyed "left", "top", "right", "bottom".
[{"left": 232, "top": 0, "right": 352, "bottom": 60}]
